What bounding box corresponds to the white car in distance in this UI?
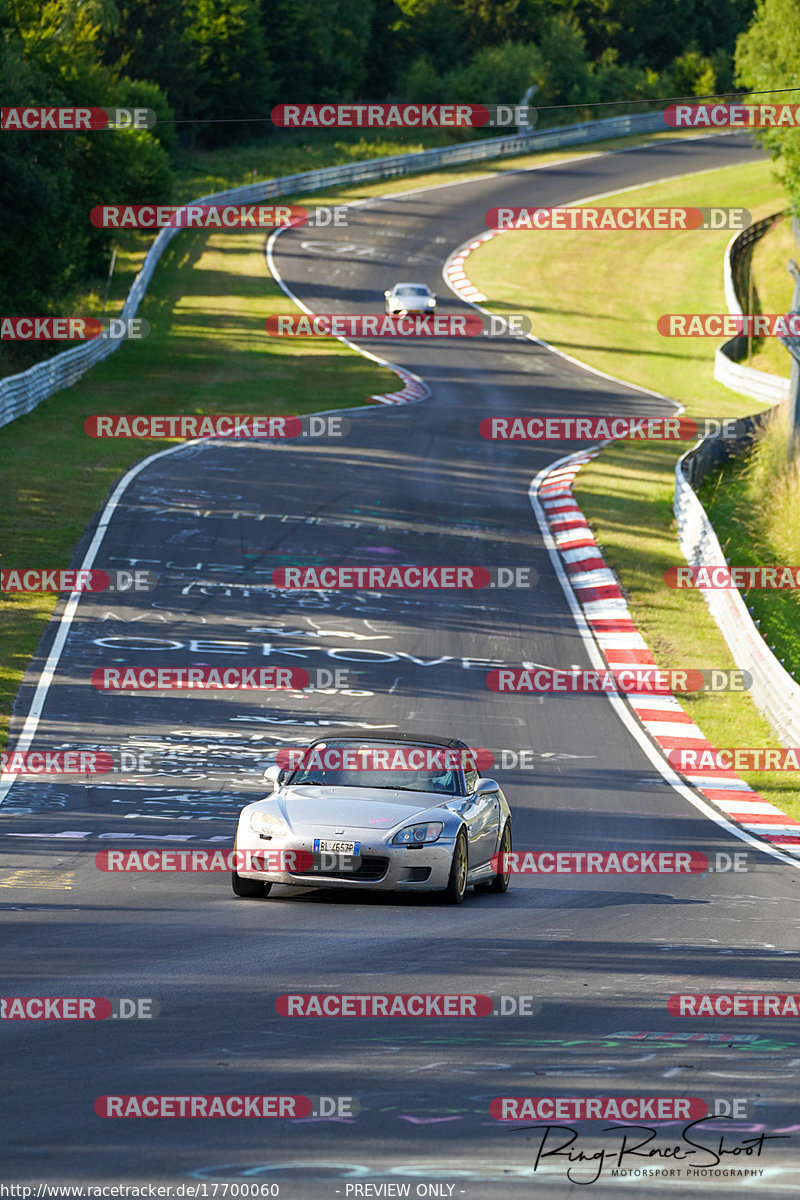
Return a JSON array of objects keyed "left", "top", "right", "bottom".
[{"left": 384, "top": 282, "right": 437, "bottom": 315}]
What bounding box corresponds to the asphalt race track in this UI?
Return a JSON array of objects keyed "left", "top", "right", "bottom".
[{"left": 4, "top": 131, "right": 800, "bottom": 1197}]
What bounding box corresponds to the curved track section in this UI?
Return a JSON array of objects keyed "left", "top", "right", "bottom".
[{"left": 4, "top": 133, "right": 800, "bottom": 1196}]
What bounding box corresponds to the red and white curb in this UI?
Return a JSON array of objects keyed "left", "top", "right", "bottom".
[
  {"left": 536, "top": 448, "right": 800, "bottom": 856},
  {"left": 265, "top": 229, "right": 429, "bottom": 409},
  {"left": 367, "top": 366, "right": 429, "bottom": 405},
  {"left": 443, "top": 231, "right": 497, "bottom": 303}
]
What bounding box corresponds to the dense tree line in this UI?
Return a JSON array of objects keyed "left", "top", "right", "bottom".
[
  {"left": 0, "top": 0, "right": 172, "bottom": 326},
  {"left": 96, "top": 0, "right": 756, "bottom": 140},
  {"left": 2, "top": 0, "right": 784, "bottom": 332},
  {"left": 735, "top": 0, "right": 800, "bottom": 213}
]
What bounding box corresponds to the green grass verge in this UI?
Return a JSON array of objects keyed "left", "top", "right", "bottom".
[
  {"left": 468, "top": 158, "right": 800, "bottom": 818},
  {"left": 172, "top": 127, "right": 705, "bottom": 204},
  {"left": 0, "top": 126, "right": 704, "bottom": 383},
  {"left": 0, "top": 232, "right": 150, "bottom": 379},
  {"left": 0, "top": 229, "right": 388, "bottom": 749},
  {"left": 700, "top": 413, "right": 800, "bottom": 682},
  {"left": 746, "top": 214, "right": 795, "bottom": 377}
]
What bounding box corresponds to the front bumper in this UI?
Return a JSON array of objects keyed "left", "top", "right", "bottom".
[
  {"left": 386, "top": 304, "right": 436, "bottom": 315},
  {"left": 234, "top": 830, "right": 456, "bottom": 891}
]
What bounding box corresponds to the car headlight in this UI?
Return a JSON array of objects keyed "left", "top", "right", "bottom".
[
  {"left": 392, "top": 822, "right": 444, "bottom": 845},
  {"left": 250, "top": 811, "right": 287, "bottom": 839},
  {"left": 426, "top": 298, "right": 435, "bottom": 307}
]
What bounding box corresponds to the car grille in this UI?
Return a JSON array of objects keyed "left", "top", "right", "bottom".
[
  {"left": 289, "top": 855, "right": 389, "bottom": 882},
  {"left": 405, "top": 866, "right": 432, "bottom": 882}
]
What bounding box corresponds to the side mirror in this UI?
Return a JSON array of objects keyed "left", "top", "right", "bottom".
[
  {"left": 263, "top": 763, "right": 285, "bottom": 790},
  {"left": 383, "top": 290, "right": 391, "bottom": 298},
  {"left": 474, "top": 778, "right": 500, "bottom": 797}
]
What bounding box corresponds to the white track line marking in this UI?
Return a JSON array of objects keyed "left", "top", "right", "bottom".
[{"left": 0, "top": 135, "right": 744, "bottom": 816}]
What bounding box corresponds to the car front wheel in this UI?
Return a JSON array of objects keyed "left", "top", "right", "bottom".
[
  {"left": 441, "top": 830, "right": 468, "bottom": 905},
  {"left": 231, "top": 870, "right": 273, "bottom": 899},
  {"left": 490, "top": 822, "right": 512, "bottom": 892},
  {"left": 476, "top": 822, "right": 512, "bottom": 893}
]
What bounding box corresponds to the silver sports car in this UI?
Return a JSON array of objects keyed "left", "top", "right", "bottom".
[
  {"left": 384, "top": 282, "right": 437, "bottom": 315},
  {"left": 231, "top": 732, "right": 512, "bottom": 904}
]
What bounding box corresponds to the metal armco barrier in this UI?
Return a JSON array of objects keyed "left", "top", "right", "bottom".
[
  {"left": 675, "top": 441, "right": 800, "bottom": 745},
  {"left": 714, "top": 211, "right": 791, "bottom": 404},
  {"left": 678, "top": 414, "right": 771, "bottom": 491},
  {"left": 0, "top": 111, "right": 666, "bottom": 430},
  {"left": 676, "top": 210, "right": 800, "bottom": 743},
  {"left": 677, "top": 211, "right": 800, "bottom": 745}
]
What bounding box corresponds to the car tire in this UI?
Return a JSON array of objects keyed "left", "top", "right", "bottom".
[
  {"left": 475, "top": 822, "right": 511, "bottom": 893},
  {"left": 441, "top": 829, "right": 468, "bottom": 905},
  {"left": 231, "top": 870, "right": 273, "bottom": 899},
  {"left": 490, "top": 822, "right": 512, "bottom": 893}
]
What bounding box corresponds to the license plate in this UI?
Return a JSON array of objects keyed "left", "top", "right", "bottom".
[{"left": 314, "top": 838, "right": 359, "bottom": 855}]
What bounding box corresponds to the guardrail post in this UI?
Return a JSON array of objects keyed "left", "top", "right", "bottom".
[
  {"left": 518, "top": 85, "right": 537, "bottom": 134},
  {"left": 779, "top": 258, "right": 800, "bottom": 454}
]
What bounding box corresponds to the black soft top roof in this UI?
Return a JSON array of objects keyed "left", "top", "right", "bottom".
[{"left": 307, "top": 730, "right": 469, "bottom": 751}]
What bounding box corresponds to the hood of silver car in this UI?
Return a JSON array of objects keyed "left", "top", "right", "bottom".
[{"left": 273, "top": 785, "right": 450, "bottom": 831}]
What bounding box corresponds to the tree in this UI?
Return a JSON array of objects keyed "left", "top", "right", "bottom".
[
  {"left": 736, "top": 0, "right": 800, "bottom": 212},
  {"left": 184, "top": 0, "right": 273, "bottom": 144},
  {"left": 667, "top": 48, "right": 718, "bottom": 98},
  {"left": 394, "top": 0, "right": 472, "bottom": 74},
  {"left": 561, "top": 1, "right": 755, "bottom": 73},
  {"left": 103, "top": 0, "right": 273, "bottom": 145},
  {"left": 444, "top": 41, "right": 544, "bottom": 106},
  {"left": 402, "top": 54, "right": 444, "bottom": 102},
  {"left": 101, "top": 0, "right": 199, "bottom": 120},
  {"left": 363, "top": 0, "right": 409, "bottom": 97},
  {"left": 0, "top": 0, "right": 172, "bottom": 322},
  {"left": 537, "top": 13, "right": 592, "bottom": 106},
  {"left": 265, "top": 0, "right": 374, "bottom": 101}
]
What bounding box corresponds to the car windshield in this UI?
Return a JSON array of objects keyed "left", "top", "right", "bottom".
[
  {"left": 288, "top": 741, "right": 461, "bottom": 796},
  {"left": 396, "top": 286, "right": 429, "bottom": 296}
]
